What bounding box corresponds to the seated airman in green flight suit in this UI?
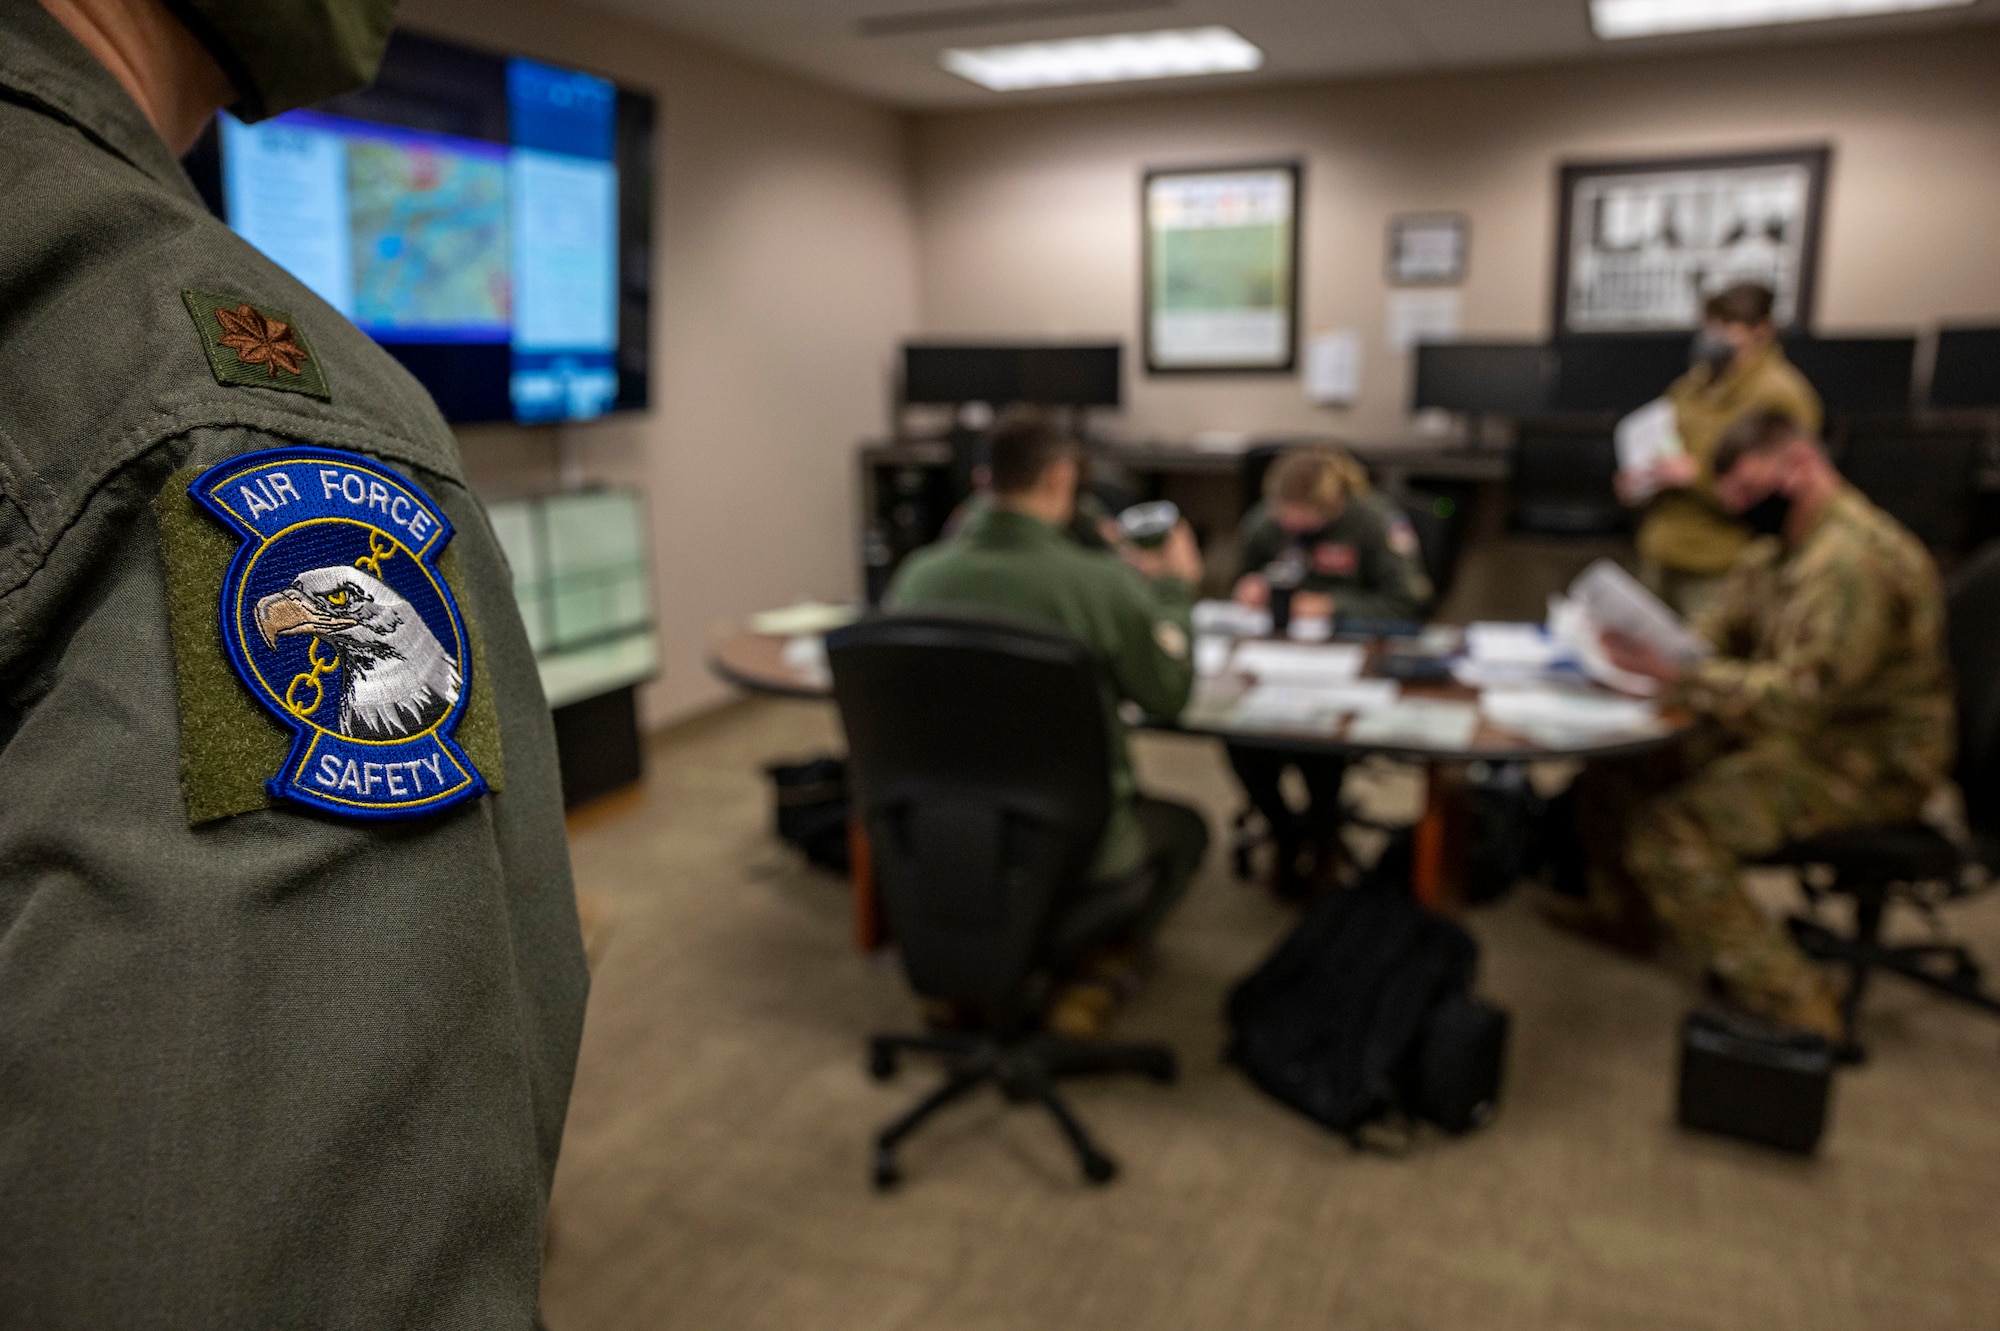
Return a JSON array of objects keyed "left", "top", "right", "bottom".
[
  {"left": 1227, "top": 448, "right": 1435, "bottom": 896},
  {"left": 889, "top": 413, "right": 1210, "bottom": 1039}
]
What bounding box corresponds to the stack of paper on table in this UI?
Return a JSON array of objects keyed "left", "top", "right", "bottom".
[
  {"left": 1192, "top": 600, "right": 1274, "bottom": 637},
  {"left": 1454, "top": 621, "right": 1570, "bottom": 688},
  {"left": 1194, "top": 635, "right": 1234, "bottom": 677},
  {"left": 1232, "top": 640, "right": 1366, "bottom": 683},
  {"left": 1229, "top": 680, "right": 1401, "bottom": 732},
  {"left": 780, "top": 634, "right": 830, "bottom": 687},
  {"left": 750, "top": 601, "right": 858, "bottom": 636},
  {"left": 1479, "top": 686, "right": 1659, "bottom": 748},
  {"left": 1345, "top": 700, "right": 1480, "bottom": 750}
]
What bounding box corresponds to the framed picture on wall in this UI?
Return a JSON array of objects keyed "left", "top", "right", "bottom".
[
  {"left": 1387, "top": 212, "right": 1469, "bottom": 286},
  {"left": 1554, "top": 146, "right": 1830, "bottom": 335},
  {"left": 1143, "top": 162, "right": 1300, "bottom": 373}
]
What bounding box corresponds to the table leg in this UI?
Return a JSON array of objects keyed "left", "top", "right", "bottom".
[
  {"left": 850, "top": 818, "right": 884, "bottom": 952},
  {"left": 1411, "top": 763, "right": 1470, "bottom": 913}
]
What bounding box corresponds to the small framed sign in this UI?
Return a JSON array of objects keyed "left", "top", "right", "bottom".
[
  {"left": 1387, "top": 212, "right": 1469, "bottom": 286},
  {"left": 1143, "top": 162, "right": 1301, "bottom": 374}
]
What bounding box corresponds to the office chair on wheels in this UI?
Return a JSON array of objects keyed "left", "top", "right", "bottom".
[
  {"left": 1760, "top": 542, "right": 2000, "bottom": 1060},
  {"left": 826, "top": 615, "right": 1178, "bottom": 1189}
]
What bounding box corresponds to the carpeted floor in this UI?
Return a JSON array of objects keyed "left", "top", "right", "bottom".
[{"left": 540, "top": 698, "right": 2000, "bottom": 1331}]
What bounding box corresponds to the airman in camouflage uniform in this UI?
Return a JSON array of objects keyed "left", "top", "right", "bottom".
[{"left": 1581, "top": 411, "right": 1952, "bottom": 1037}]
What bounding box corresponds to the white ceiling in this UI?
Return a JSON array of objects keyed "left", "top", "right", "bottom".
[{"left": 578, "top": 0, "right": 2000, "bottom": 108}]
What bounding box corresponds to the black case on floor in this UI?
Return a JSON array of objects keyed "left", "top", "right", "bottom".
[
  {"left": 1407, "top": 991, "right": 1510, "bottom": 1133},
  {"left": 1676, "top": 1008, "right": 1834, "bottom": 1154}
]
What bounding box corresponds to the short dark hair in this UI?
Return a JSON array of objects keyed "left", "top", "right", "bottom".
[
  {"left": 1713, "top": 407, "right": 1806, "bottom": 478},
  {"left": 987, "top": 410, "right": 1081, "bottom": 495},
  {"left": 1703, "top": 282, "right": 1776, "bottom": 327}
]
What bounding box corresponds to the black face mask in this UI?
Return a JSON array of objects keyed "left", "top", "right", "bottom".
[
  {"left": 1740, "top": 490, "right": 1793, "bottom": 539},
  {"left": 1690, "top": 328, "right": 1737, "bottom": 377}
]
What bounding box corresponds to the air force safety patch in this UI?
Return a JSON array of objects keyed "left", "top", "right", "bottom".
[{"left": 190, "top": 447, "right": 486, "bottom": 820}]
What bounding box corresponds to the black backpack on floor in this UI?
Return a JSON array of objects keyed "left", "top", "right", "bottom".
[
  {"left": 766, "top": 756, "right": 851, "bottom": 874},
  {"left": 1225, "top": 837, "right": 1510, "bottom": 1143}
]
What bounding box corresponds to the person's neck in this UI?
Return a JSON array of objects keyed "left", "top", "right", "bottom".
[
  {"left": 1729, "top": 339, "right": 1772, "bottom": 378},
  {"left": 39, "top": 0, "right": 235, "bottom": 156},
  {"left": 994, "top": 491, "right": 1071, "bottom": 529},
  {"left": 1784, "top": 467, "right": 1841, "bottom": 545}
]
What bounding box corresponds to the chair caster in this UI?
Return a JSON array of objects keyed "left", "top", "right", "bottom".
[
  {"left": 868, "top": 1041, "right": 897, "bottom": 1081},
  {"left": 872, "top": 1148, "right": 901, "bottom": 1190},
  {"left": 1081, "top": 1151, "right": 1118, "bottom": 1185}
]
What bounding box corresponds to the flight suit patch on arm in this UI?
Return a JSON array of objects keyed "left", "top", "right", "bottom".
[
  {"left": 182, "top": 290, "right": 332, "bottom": 400},
  {"left": 154, "top": 449, "right": 505, "bottom": 824}
]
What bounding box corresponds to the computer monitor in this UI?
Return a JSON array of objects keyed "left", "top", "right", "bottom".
[
  {"left": 1410, "top": 343, "right": 1555, "bottom": 415},
  {"left": 184, "top": 32, "right": 655, "bottom": 425},
  {"left": 1929, "top": 327, "right": 2000, "bottom": 409},
  {"left": 1552, "top": 334, "right": 1692, "bottom": 414},
  {"left": 1021, "top": 346, "right": 1122, "bottom": 407},
  {"left": 1783, "top": 336, "right": 1916, "bottom": 414},
  {"left": 902, "top": 344, "right": 1122, "bottom": 407}
]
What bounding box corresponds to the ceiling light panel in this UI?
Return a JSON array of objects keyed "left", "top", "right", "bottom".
[
  {"left": 1591, "top": 0, "right": 1974, "bottom": 40},
  {"left": 941, "top": 25, "right": 1264, "bottom": 91}
]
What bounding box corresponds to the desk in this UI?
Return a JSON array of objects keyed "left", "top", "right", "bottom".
[{"left": 712, "top": 627, "right": 1695, "bottom": 927}]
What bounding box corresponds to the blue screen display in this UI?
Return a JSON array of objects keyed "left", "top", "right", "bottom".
[{"left": 217, "top": 57, "right": 621, "bottom": 423}]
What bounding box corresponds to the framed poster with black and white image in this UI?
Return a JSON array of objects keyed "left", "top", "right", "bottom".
[
  {"left": 1143, "top": 162, "right": 1300, "bottom": 373},
  {"left": 1554, "top": 146, "right": 1830, "bottom": 334}
]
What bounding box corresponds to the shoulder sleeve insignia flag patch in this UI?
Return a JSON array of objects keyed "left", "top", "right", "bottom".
[
  {"left": 189, "top": 446, "right": 486, "bottom": 820},
  {"left": 183, "top": 290, "right": 331, "bottom": 400}
]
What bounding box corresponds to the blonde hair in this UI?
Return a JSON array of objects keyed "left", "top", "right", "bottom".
[{"left": 1264, "top": 447, "right": 1371, "bottom": 514}]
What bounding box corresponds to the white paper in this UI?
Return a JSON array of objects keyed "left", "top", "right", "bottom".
[
  {"left": 1465, "top": 621, "right": 1561, "bottom": 666},
  {"left": 1568, "top": 560, "right": 1712, "bottom": 664},
  {"left": 1480, "top": 686, "right": 1657, "bottom": 735},
  {"left": 751, "top": 601, "right": 858, "bottom": 636},
  {"left": 1305, "top": 329, "right": 1362, "bottom": 404},
  {"left": 1614, "top": 397, "right": 1684, "bottom": 502},
  {"left": 1194, "top": 634, "right": 1233, "bottom": 677},
  {"left": 780, "top": 634, "right": 830, "bottom": 687},
  {"left": 1386, "top": 289, "right": 1462, "bottom": 352},
  {"left": 1346, "top": 700, "right": 1480, "bottom": 750},
  {"left": 1192, "top": 600, "right": 1273, "bottom": 637},
  {"left": 1287, "top": 615, "right": 1334, "bottom": 643},
  {"left": 1231, "top": 679, "right": 1402, "bottom": 731},
  {"left": 1232, "top": 641, "right": 1366, "bottom": 683},
  {"left": 1548, "top": 597, "right": 1661, "bottom": 697}
]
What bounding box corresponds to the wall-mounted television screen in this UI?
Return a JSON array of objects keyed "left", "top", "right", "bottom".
[{"left": 184, "top": 32, "right": 654, "bottom": 425}]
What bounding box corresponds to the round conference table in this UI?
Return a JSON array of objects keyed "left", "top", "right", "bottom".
[{"left": 711, "top": 625, "right": 1696, "bottom": 944}]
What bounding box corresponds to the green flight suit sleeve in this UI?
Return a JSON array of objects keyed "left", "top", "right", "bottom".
[
  {"left": 1678, "top": 555, "right": 1896, "bottom": 738},
  {"left": 1102, "top": 567, "right": 1198, "bottom": 721},
  {"left": 1337, "top": 504, "right": 1433, "bottom": 622},
  {"left": 1232, "top": 506, "right": 1286, "bottom": 584}
]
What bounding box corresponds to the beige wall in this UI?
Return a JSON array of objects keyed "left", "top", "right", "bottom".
[
  {"left": 403, "top": 0, "right": 919, "bottom": 728},
  {"left": 912, "top": 27, "right": 2000, "bottom": 446}
]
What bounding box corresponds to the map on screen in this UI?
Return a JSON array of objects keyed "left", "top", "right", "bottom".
[
  {"left": 348, "top": 135, "right": 511, "bottom": 336},
  {"left": 217, "top": 55, "right": 620, "bottom": 422}
]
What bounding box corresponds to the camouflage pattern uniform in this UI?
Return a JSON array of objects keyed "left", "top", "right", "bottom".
[
  {"left": 1616, "top": 485, "right": 1953, "bottom": 1024},
  {"left": 1639, "top": 343, "right": 1823, "bottom": 615}
]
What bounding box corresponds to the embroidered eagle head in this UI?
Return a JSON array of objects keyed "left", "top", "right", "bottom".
[{"left": 254, "top": 566, "right": 462, "bottom": 740}]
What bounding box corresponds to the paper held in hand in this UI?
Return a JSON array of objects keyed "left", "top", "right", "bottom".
[
  {"left": 1551, "top": 559, "right": 1711, "bottom": 696},
  {"left": 1614, "top": 397, "right": 1684, "bottom": 502}
]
